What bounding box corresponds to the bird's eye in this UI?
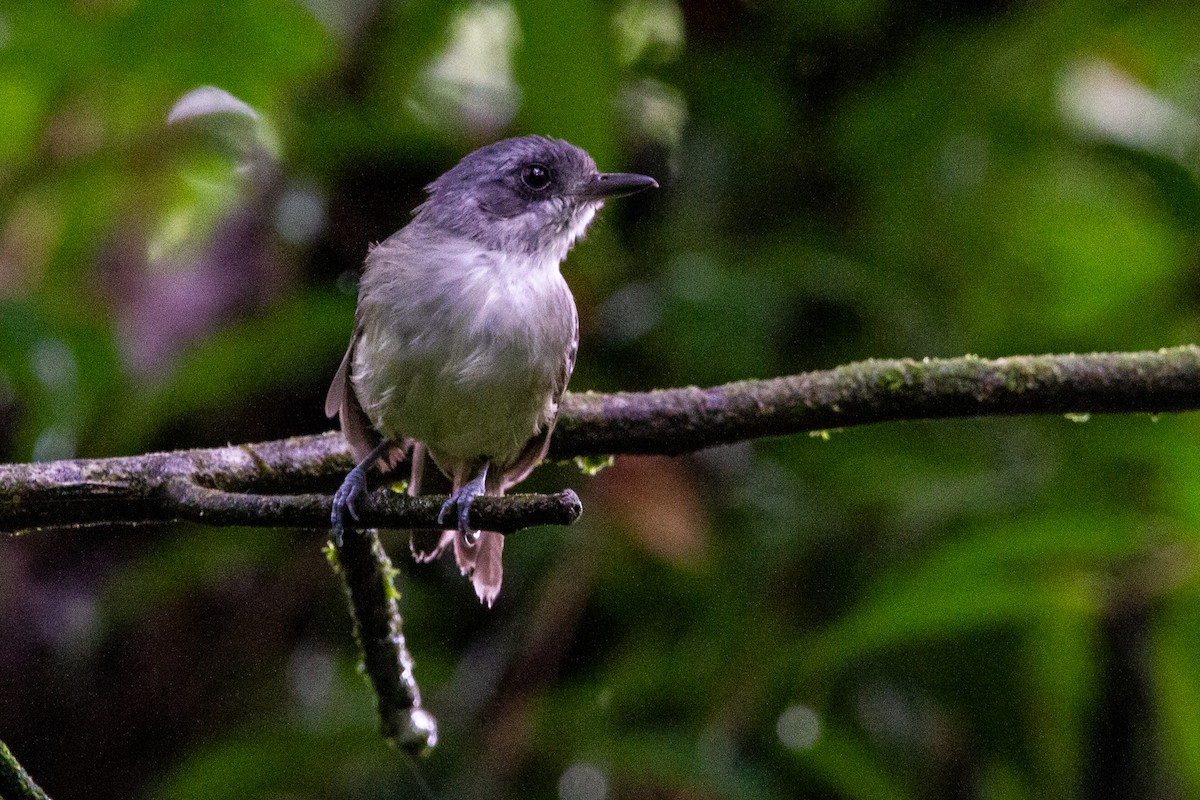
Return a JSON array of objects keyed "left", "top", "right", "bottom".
[{"left": 521, "top": 164, "right": 552, "bottom": 190}]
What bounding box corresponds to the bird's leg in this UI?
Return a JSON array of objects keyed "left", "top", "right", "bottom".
[
  {"left": 438, "top": 462, "right": 490, "bottom": 535},
  {"left": 331, "top": 439, "right": 394, "bottom": 546}
]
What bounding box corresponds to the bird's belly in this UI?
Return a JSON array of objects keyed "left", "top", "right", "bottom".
[
  {"left": 385, "top": 353, "right": 553, "bottom": 466},
  {"left": 353, "top": 274, "right": 570, "bottom": 469}
]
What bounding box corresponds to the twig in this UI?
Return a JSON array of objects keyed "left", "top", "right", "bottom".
[
  {"left": 0, "top": 460, "right": 582, "bottom": 535},
  {"left": 0, "top": 739, "right": 50, "bottom": 800},
  {"left": 328, "top": 532, "right": 438, "bottom": 753}
]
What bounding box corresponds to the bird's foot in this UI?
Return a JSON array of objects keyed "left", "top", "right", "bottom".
[
  {"left": 331, "top": 467, "right": 367, "bottom": 547},
  {"left": 438, "top": 465, "right": 489, "bottom": 534},
  {"left": 330, "top": 439, "right": 394, "bottom": 547}
]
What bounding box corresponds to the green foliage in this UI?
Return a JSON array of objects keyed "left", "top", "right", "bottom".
[{"left": 3, "top": 1, "right": 1200, "bottom": 799}]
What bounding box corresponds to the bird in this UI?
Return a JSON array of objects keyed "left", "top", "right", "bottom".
[{"left": 326, "top": 135, "right": 657, "bottom": 606}]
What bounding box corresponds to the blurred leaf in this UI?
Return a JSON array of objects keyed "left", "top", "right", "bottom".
[
  {"left": 1151, "top": 592, "right": 1200, "bottom": 797},
  {"left": 153, "top": 713, "right": 388, "bottom": 800},
  {"left": 100, "top": 526, "right": 294, "bottom": 626},
  {"left": 103, "top": 291, "right": 352, "bottom": 452},
  {"left": 799, "top": 719, "right": 915, "bottom": 800},
  {"left": 512, "top": 0, "right": 618, "bottom": 165},
  {"left": 167, "top": 85, "right": 280, "bottom": 163},
  {"left": 795, "top": 511, "right": 1148, "bottom": 681}
]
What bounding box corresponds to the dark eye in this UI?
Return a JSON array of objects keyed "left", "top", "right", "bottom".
[{"left": 521, "top": 163, "right": 552, "bottom": 190}]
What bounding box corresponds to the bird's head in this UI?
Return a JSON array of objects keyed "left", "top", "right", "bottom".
[{"left": 414, "top": 135, "right": 657, "bottom": 258}]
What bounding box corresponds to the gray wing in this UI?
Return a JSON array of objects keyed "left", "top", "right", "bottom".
[
  {"left": 326, "top": 321, "right": 383, "bottom": 464},
  {"left": 324, "top": 320, "right": 355, "bottom": 418},
  {"left": 494, "top": 300, "right": 579, "bottom": 492}
]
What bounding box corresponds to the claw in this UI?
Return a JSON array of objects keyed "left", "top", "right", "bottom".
[
  {"left": 437, "top": 464, "right": 489, "bottom": 533},
  {"left": 331, "top": 469, "right": 367, "bottom": 547},
  {"left": 436, "top": 495, "right": 455, "bottom": 528},
  {"left": 331, "top": 439, "right": 393, "bottom": 547}
]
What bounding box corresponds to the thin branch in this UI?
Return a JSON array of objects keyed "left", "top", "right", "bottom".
[
  {"left": 327, "top": 531, "right": 438, "bottom": 753},
  {"left": 0, "top": 461, "right": 582, "bottom": 535},
  {"left": 0, "top": 739, "right": 50, "bottom": 800},
  {"left": 550, "top": 345, "right": 1200, "bottom": 457},
  {"left": 3, "top": 347, "right": 1197, "bottom": 535}
]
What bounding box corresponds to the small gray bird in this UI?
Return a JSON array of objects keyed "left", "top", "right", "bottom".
[{"left": 327, "top": 135, "right": 657, "bottom": 606}]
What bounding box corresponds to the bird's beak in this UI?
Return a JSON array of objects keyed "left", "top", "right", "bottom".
[{"left": 574, "top": 172, "right": 659, "bottom": 200}]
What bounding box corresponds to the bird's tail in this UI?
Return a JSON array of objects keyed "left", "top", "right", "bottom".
[
  {"left": 409, "top": 527, "right": 503, "bottom": 607},
  {"left": 406, "top": 446, "right": 505, "bottom": 607},
  {"left": 451, "top": 463, "right": 505, "bottom": 607},
  {"left": 454, "top": 529, "right": 503, "bottom": 608}
]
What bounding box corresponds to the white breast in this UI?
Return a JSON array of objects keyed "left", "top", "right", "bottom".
[{"left": 352, "top": 239, "right": 576, "bottom": 472}]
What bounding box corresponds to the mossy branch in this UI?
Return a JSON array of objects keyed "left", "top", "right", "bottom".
[
  {"left": 550, "top": 345, "right": 1200, "bottom": 457},
  {"left": 0, "top": 739, "right": 50, "bottom": 800},
  {"left": 5, "top": 347, "right": 1197, "bottom": 538},
  {"left": 327, "top": 532, "right": 438, "bottom": 753}
]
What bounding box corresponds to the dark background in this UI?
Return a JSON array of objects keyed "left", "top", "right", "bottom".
[{"left": 4, "top": 0, "right": 1200, "bottom": 798}]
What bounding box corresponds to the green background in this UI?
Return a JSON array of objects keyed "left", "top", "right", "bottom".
[{"left": 3, "top": 0, "right": 1200, "bottom": 798}]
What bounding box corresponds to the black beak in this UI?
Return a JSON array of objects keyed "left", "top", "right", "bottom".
[{"left": 575, "top": 172, "right": 659, "bottom": 200}]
